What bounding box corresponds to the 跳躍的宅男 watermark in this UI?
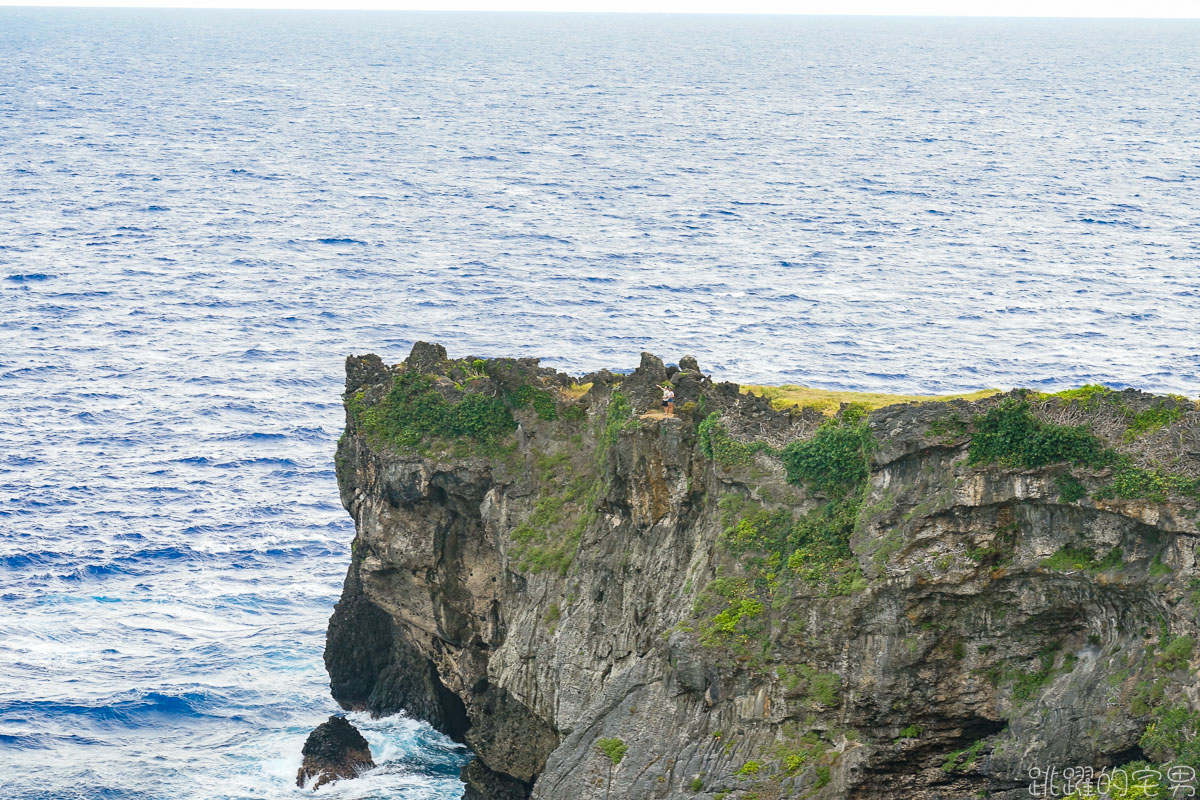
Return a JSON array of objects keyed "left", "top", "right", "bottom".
[{"left": 1027, "top": 764, "right": 1196, "bottom": 797}]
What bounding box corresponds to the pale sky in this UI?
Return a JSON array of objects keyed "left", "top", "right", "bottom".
[{"left": 4, "top": 0, "right": 1198, "bottom": 16}]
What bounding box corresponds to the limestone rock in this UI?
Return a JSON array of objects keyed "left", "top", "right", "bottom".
[
  {"left": 321, "top": 347, "right": 1200, "bottom": 800},
  {"left": 295, "top": 716, "right": 374, "bottom": 790}
]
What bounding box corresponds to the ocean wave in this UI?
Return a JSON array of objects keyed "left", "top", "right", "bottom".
[
  {"left": 3, "top": 11, "right": 1199, "bottom": 800},
  {"left": 0, "top": 691, "right": 217, "bottom": 727}
]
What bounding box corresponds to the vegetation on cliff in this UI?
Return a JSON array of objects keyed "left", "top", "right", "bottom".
[
  {"left": 332, "top": 345, "right": 1200, "bottom": 800},
  {"left": 346, "top": 357, "right": 569, "bottom": 455},
  {"left": 349, "top": 369, "right": 516, "bottom": 448},
  {"left": 740, "top": 383, "right": 1000, "bottom": 416}
]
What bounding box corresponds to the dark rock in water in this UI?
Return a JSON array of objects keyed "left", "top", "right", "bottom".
[{"left": 296, "top": 715, "right": 374, "bottom": 790}]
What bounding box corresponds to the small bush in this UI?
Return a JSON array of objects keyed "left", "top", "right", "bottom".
[
  {"left": 775, "top": 731, "right": 827, "bottom": 775},
  {"left": 354, "top": 371, "right": 517, "bottom": 449},
  {"left": 942, "top": 739, "right": 987, "bottom": 773},
  {"left": 1157, "top": 635, "right": 1194, "bottom": 671},
  {"left": 1094, "top": 461, "right": 1200, "bottom": 502},
  {"left": 698, "top": 413, "right": 773, "bottom": 467},
  {"left": 1040, "top": 545, "right": 1122, "bottom": 574},
  {"left": 969, "top": 398, "right": 1104, "bottom": 469},
  {"left": 695, "top": 577, "right": 767, "bottom": 648},
  {"left": 507, "top": 385, "right": 559, "bottom": 421},
  {"left": 602, "top": 392, "right": 637, "bottom": 449},
  {"left": 596, "top": 737, "right": 628, "bottom": 766},
  {"left": 1141, "top": 705, "right": 1200, "bottom": 768},
  {"left": 736, "top": 760, "right": 761, "bottom": 777},
  {"left": 1011, "top": 647, "right": 1058, "bottom": 702},
  {"left": 808, "top": 671, "right": 841, "bottom": 707},
  {"left": 1056, "top": 473, "right": 1087, "bottom": 503},
  {"left": 716, "top": 492, "right": 860, "bottom": 601},
  {"left": 1125, "top": 401, "right": 1185, "bottom": 440},
  {"left": 709, "top": 598, "right": 766, "bottom": 636},
  {"left": 780, "top": 417, "right": 872, "bottom": 496},
  {"left": 1050, "top": 384, "right": 1115, "bottom": 407}
]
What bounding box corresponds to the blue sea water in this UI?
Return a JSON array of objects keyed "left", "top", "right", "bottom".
[{"left": 1, "top": 9, "right": 1198, "bottom": 799}]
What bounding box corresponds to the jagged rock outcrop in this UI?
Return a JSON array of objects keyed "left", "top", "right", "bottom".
[
  {"left": 295, "top": 715, "right": 375, "bottom": 789},
  {"left": 320, "top": 343, "right": 1200, "bottom": 799}
]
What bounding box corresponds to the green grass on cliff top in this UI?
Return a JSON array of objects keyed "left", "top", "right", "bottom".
[{"left": 740, "top": 384, "right": 1001, "bottom": 416}]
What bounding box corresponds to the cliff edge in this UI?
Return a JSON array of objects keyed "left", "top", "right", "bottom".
[{"left": 323, "top": 342, "right": 1200, "bottom": 799}]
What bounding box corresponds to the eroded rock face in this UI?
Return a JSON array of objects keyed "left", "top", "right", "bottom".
[
  {"left": 296, "top": 716, "right": 375, "bottom": 789},
  {"left": 323, "top": 343, "right": 1200, "bottom": 799}
]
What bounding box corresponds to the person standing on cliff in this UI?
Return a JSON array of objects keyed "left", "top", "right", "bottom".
[{"left": 660, "top": 383, "right": 675, "bottom": 417}]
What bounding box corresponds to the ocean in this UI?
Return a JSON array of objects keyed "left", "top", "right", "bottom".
[{"left": 0, "top": 9, "right": 1197, "bottom": 799}]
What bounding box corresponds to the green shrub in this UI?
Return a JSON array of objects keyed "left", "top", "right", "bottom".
[
  {"left": 1040, "top": 545, "right": 1123, "bottom": 574},
  {"left": 808, "top": 671, "right": 841, "bottom": 707},
  {"left": 716, "top": 492, "right": 860, "bottom": 602},
  {"left": 1094, "top": 460, "right": 1200, "bottom": 502},
  {"left": 969, "top": 398, "right": 1104, "bottom": 469},
  {"left": 709, "top": 598, "right": 766, "bottom": 636},
  {"left": 780, "top": 417, "right": 872, "bottom": 496},
  {"left": 695, "top": 577, "right": 767, "bottom": 648},
  {"left": 968, "top": 396, "right": 1195, "bottom": 502},
  {"left": 736, "top": 760, "right": 761, "bottom": 777},
  {"left": 688, "top": 776, "right": 703, "bottom": 792},
  {"left": 775, "top": 731, "right": 827, "bottom": 775},
  {"left": 942, "top": 739, "right": 987, "bottom": 773},
  {"left": 1011, "top": 647, "right": 1059, "bottom": 702},
  {"left": 703, "top": 410, "right": 875, "bottom": 606},
  {"left": 897, "top": 724, "right": 923, "bottom": 740},
  {"left": 596, "top": 737, "right": 628, "bottom": 766},
  {"left": 1157, "top": 635, "right": 1193, "bottom": 671},
  {"left": 1125, "top": 401, "right": 1185, "bottom": 440},
  {"left": 788, "top": 496, "right": 858, "bottom": 564},
  {"left": 507, "top": 385, "right": 558, "bottom": 420},
  {"left": 509, "top": 471, "right": 602, "bottom": 576},
  {"left": 1049, "top": 384, "right": 1115, "bottom": 407},
  {"left": 353, "top": 371, "right": 517, "bottom": 449},
  {"left": 1141, "top": 705, "right": 1200, "bottom": 768},
  {"left": 602, "top": 392, "right": 637, "bottom": 449},
  {"left": 698, "top": 413, "right": 773, "bottom": 467},
  {"left": 1056, "top": 473, "right": 1087, "bottom": 503}
]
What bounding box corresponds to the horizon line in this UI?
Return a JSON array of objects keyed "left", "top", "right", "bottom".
[{"left": 2, "top": 4, "right": 1199, "bottom": 16}]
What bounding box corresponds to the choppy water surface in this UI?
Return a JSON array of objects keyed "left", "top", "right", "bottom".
[{"left": 1, "top": 10, "right": 1198, "bottom": 799}]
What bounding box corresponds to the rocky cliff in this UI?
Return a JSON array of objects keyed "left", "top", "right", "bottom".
[{"left": 322, "top": 342, "right": 1200, "bottom": 800}]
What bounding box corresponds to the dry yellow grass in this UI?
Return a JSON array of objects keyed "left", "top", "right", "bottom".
[
  {"left": 560, "top": 382, "right": 593, "bottom": 401},
  {"left": 740, "top": 384, "right": 1001, "bottom": 417}
]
